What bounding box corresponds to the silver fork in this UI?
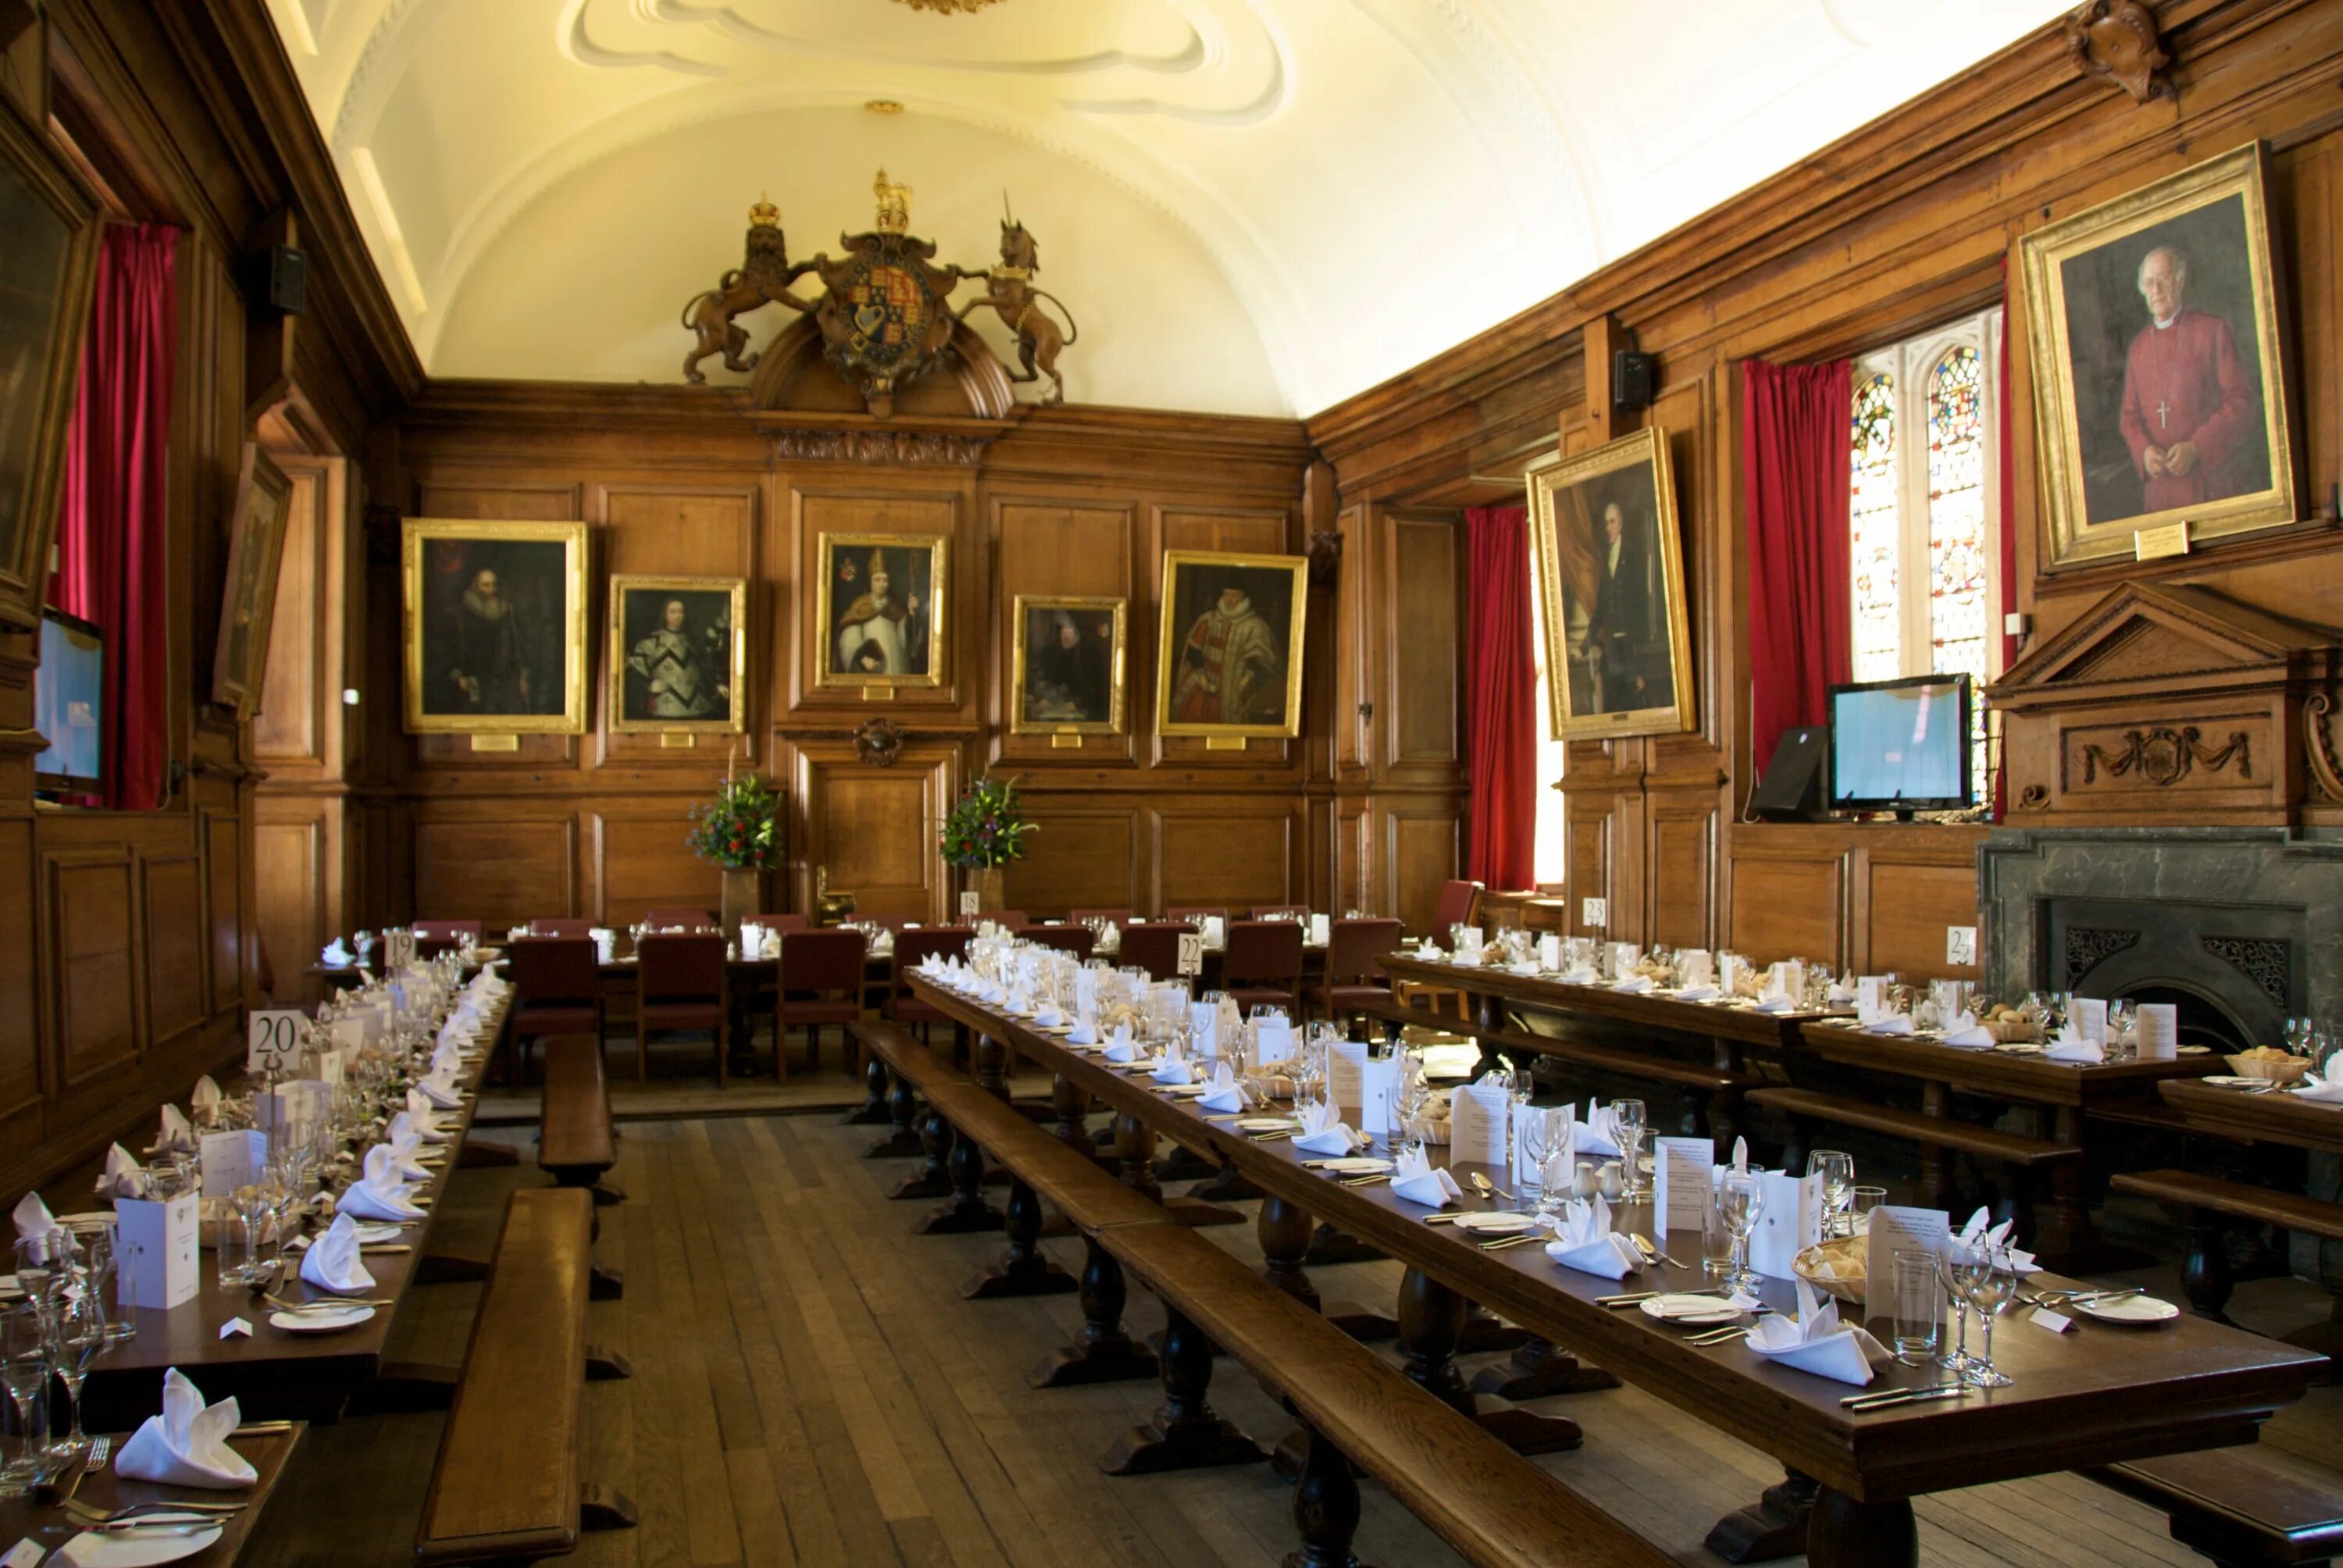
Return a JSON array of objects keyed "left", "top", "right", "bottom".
[{"left": 88, "top": 1435, "right": 110, "bottom": 1471}]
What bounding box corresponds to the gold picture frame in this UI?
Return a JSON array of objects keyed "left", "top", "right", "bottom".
[
  {"left": 0, "top": 91, "right": 102, "bottom": 633},
  {"left": 2020, "top": 143, "right": 2298, "bottom": 568},
  {"left": 400, "top": 518, "right": 589, "bottom": 734},
  {"left": 608, "top": 574, "right": 747, "bottom": 734},
  {"left": 813, "top": 532, "right": 947, "bottom": 690},
  {"left": 1010, "top": 594, "right": 1127, "bottom": 736},
  {"left": 1528, "top": 426, "right": 1696, "bottom": 741},
  {"left": 1154, "top": 549, "right": 1308, "bottom": 740},
  {"left": 209, "top": 444, "right": 294, "bottom": 718}
]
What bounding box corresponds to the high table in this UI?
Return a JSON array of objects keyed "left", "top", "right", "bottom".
[
  {"left": 910, "top": 971, "right": 2326, "bottom": 1567},
  {"left": 0, "top": 1421, "right": 301, "bottom": 1565}
]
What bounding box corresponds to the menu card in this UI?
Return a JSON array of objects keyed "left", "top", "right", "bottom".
[
  {"left": 1309, "top": 914, "right": 1331, "bottom": 946},
  {"left": 1856, "top": 976, "right": 1887, "bottom": 1014},
  {"left": 1720, "top": 953, "right": 1747, "bottom": 996},
  {"left": 1331, "top": 1042, "right": 1397, "bottom": 1139},
  {"left": 116, "top": 1191, "right": 200, "bottom": 1310},
  {"left": 1652, "top": 1135, "right": 1715, "bottom": 1242},
  {"left": 1747, "top": 1169, "right": 1821, "bottom": 1279},
  {"left": 1863, "top": 1204, "right": 1951, "bottom": 1318},
  {"left": 200, "top": 1130, "right": 269, "bottom": 1199},
  {"left": 1538, "top": 934, "right": 1562, "bottom": 971},
  {"left": 2137, "top": 1003, "right": 2177, "bottom": 1060},
  {"left": 1073, "top": 968, "right": 1097, "bottom": 1017},
  {"left": 1253, "top": 1016, "right": 1295, "bottom": 1067},
  {"left": 1449, "top": 1081, "right": 1509, "bottom": 1167},
  {"left": 2073, "top": 996, "right": 2108, "bottom": 1045}
]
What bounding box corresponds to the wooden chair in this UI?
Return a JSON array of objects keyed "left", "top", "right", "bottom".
[
  {"left": 528, "top": 918, "right": 595, "bottom": 939},
  {"left": 1024, "top": 924, "right": 1095, "bottom": 962},
  {"left": 1116, "top": 923, "right": 1188, "bottom": 984},
  {"left": 776, "top": 928, "right": 867, "bottom": 1080},
  {"left": 1163, "top": 904, "right": 1227, "bottom": 928},
  {"left": 506, "top": 936, "right": 604, "bottom": 1086},
  {"left": 1305, "top": 918, "right": 1403, "bottom": 1022},
  {"left": 640, "top": 906, "right": 717, "bottom": 930},
  {"left": 1068, "top": 907, "right": 1136, "bottom": 926},
  {"left": 1223, "top": 918, "right": 1304, "bottom": 1015},
  {"left": 1396, "top": 878, "right": 1484, "bottom": 1019},
  {"left": 635, "top": 932, "right": 729, "bottom": 1085},
  {"left": 751, "top": 911, "right": 810, "bottom": 933}
]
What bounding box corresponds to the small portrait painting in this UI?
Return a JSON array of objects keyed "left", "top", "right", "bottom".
[
  {"left": 401, "top": 519, "right": 588, "bottom": 734},
  {"left": 815, "top": 533, "right": 946, "bottom": 689},
  {"left": 610, "top": 576, "right": 746, "bottom": 733},
  {"left": 1011, "top": 596, "right": 1125, "bottom": 734},
  {"left": 1154, "top": 551, "right": 1307, "bottom": 739},
  {"left": 2021, "top": 144, "right": 2297, "bottom": 565},
  {"left": 210, "top": 444, "right": 294, "bottom": 718},
  {"left": 1528, "top": 427, "right": 1695, "bottom": 740}
]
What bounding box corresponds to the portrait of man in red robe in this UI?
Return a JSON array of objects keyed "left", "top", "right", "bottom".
[{"left": 2116, "top": 245, "right": 2262, "bottom": 514}]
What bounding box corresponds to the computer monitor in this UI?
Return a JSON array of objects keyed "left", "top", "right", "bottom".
[
  {"left": 34, "top": 608, "right": 103, "bottom": 794},
  {"left": 1826, "top": 673, "right": 1971, "bottom": 814}
]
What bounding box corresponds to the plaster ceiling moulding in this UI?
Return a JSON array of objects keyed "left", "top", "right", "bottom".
[{"left": 891, "top": 0, "right": 1010, "bottom": 12}]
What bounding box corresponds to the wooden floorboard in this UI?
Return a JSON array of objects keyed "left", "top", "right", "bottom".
[{"left": 242, "top": 1108, "right": 2343, "bottom": 1568}]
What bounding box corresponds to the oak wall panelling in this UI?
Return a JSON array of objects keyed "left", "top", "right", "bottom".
[
  {"left": 411, "top": 817, "right": 577, "bottom": 932},
  {"left": 1153, "top": 800, "right": 1300, "bottom": 915},
  {"left": 795, "top": 739, "right": 959, "bottom": 923}
]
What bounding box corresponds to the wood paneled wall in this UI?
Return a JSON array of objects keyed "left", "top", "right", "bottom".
[{"left": 1307, "top": 0, "right": 2343, "bottom": 976}]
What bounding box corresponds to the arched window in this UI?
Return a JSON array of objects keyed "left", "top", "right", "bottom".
[
  {"left": 1849, "top": 370, "right": 1899, "bottom": 684},
  {"left": 1925, "top": 345, "right": 1991, "bottom": 790}
]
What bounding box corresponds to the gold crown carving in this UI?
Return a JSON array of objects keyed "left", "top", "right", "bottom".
[
  {"left": 748, "top": 192, "right": 781, "bottom": 229},
  {"left": 872, "top": 169, "right": 911, "bottom": 234}
]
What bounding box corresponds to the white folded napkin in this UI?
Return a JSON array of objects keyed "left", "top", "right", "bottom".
[
  {"left": 1292, "top": 1101, "right": 1364, "bottom": 1156},
  {"left": 1543, "top": 1195, "right": 1641, "bottom": 1278},
  {"left": 1066, "top": 1015, "right": 1099, "bottom": 1047},
  {"left": 1752, "top": 995, "right": 1797, "bottom": 1014},
  {"left": 1746, "top": 1279, "right": 1887, "bottom": 1386},
  {"left": 1150, "top": 1055, "right": 1194, "bottom": 1085},
  {"left": 386, "top": 1123, "right": 431, "bottom": 1183},
  {"left": 1389, "top": 1146, "right": 1463, "bottom": 1208},
  {"left": 430, "top": 1039, "right": 464, "bottom": 1075},
  {"left": 191, "top": 1075, "right": 223, "bottom": 1118},
  {"left": 1417, "top": 942, "right": 1443, "bottom": 960},
  {"left": 1860, "top": 1011, "right": 1914, "bottom": 1036},
  {"left": 1938, "top": 1012, "right": 1998, "bottom": 1049},
  {"left": 1507, "top": 960, "right": 1542, "bottom": 977},
  {"left": 116, "top": 1369, "right": 257, "bottom": 1490},
  {"left": 150, "top": 1103, "right": 196, "bottom": 1155},
  {"left": 404, "top": 1090, "right": 450, "bottom": 1142},
  {"left": 1573, "top": 1100, "right": 1623, "bottom": 1159},
  {"left": 1672, "top": 984, "right": 1719, "bottom": 1001},
  {"left": 1103, "top": 1025, "right": 1138, "bottom": 1064},
  {"left": 1956, "top": 1207, "right": 2040, "bottom": 1274},
  {"left": 1034, "top": 1003, "right": 1065, "bottom": 1028},
  {"left": 95, "top": 1142, "right": 148, "bottom": 1200},
  {"left": 12, "top": 1190, "right": 57, "bottom": 1243},
  {"left": 1196, "top": 1064, "right": 1246, "bottom": 1114},
  {"left": 298, "top": 1210, "right": 378, "bottom": 1295},
  {"left": 333, "top": 1145, "right": 425, "bottom": 1223},
  {"left": 322, "top": 939, "right": 354, "bottom": 967},
  {"left": 1559, "top": 967, "right": 1600, "bottom": 985},
  {"left": 415, "top": 1071, "right": 462, "bottom": 1110},
  {"left": 1613, "top": 975, "right": 1654, "bottom": 994},
  {"left": 2295, "top": 1058, "right": 2343, "bottom": 1103},
  {"left": 1828, "top": 984, "right": 1857, "bottom": 1005},
  {"left": 979, "top": 982, "right": 1007, "bottom": 1005},
  {"left": 2043, "top": 1022, "right": 2103, "bottom": 1064},
  {"left": 1731, "top": 1136, "right": 1749, "bottom": 1175}
]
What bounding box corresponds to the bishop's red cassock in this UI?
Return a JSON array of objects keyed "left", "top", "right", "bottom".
[{"left": 2117, "top": 307, "right": 2260, "bottom": 513}]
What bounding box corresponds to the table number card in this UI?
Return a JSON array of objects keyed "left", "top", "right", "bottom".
[
  {"left": 1449, "top": 1081, "right": 1510, "bottom": 1168},
  {"left": 116, "top": 1191, "right": 200, "bottom": 1310},
  {"left": 1652, "top": 1136, "right": 1716, "bottom": 1242},
  {"left": 1176, "top": 932, "right": 1204, "bottom": 978},
  {"left": 247, "top": 1009, "right": 306, "bottom": 1076},
  {"left": 960, "top": 890, "right": 981, "bottom": 918},
  {"left": 200, "top": 1129, "right": 268, "bottom": 1199},
  {"left": 1863, "top": 1205, "right": 1951, "bottom": 1318},
  {"left": 1747, "top": 1170, "right": 1821, "bottom": 1280},
  {"left": 383, "top": 929, "right": 416, "bottom": 970}
]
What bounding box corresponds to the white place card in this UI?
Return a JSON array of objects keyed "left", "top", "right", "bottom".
[
  {"left": 1856, "top": 976, "right": 1887, "bottom": 1014},
  {"left": 1720, "top": 953, "right": 1747, "bottom": 996},
  {"left": 116, "top": 1192, "right": 200, "bottom": 1310},
  {"left": 2029, "top": 1307, "right": 2074, "bottom": 1334},
  {"left": 1309, "top": 913, "right": 1331, "bottom": 947},
  {"left": 1747, "top": 1170, "right": 1821, "bottom": 1281},
  {"left": 1653, "top": 1135, "right": 1715, "bottom": 1242},
  {"left": 1253, "top": 1016, "right": 1294, "bottom": 1067},
  {"left": 5, "top": 1538, "right": 48, "bottom": 1568},
  {"left": 1863, "top": 1205, "right": 1951, "bottom": 1318},
  {"left": 200, "top": 1129, "right": 268, "bottom": 1199},
  {"left": 220, "top": 1317, "right": 253, "bottom": 1339},
  {"left": 1538, "top": 934, "right": 1562, "bottom": 971},
  {"left": 2073, "top": 996, "right": 2108, "bottom": 1045},
  {"left": 2137, "top": 1003, "right": 2177, "bottom": 1060},
  {"left": 247, "top": 1010, "right": 306, "bottom": 1076},
  {"left": 1177, "top": 932, "right": 1204, "bottom": 978},
  {"left": 1449, "top": 1081, "right": 1509, "bottom": 1168}
]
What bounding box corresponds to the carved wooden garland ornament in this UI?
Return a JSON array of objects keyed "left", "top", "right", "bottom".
[
  {"left": 853, "top": 716, "right": 907, "bottom": 768},
  {"left": 2065, "top": 0, "right": 2171, "bottom": 104},
  {"left": 2079, "top": 725, "right": 2251, "bottom": 787}
]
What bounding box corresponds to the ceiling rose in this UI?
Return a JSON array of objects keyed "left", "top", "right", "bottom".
[{"left": 889, "top": 0, "right": 1008, "bottom": 13}]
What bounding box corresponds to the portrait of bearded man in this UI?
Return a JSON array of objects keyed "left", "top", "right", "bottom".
[
  {"left": 1172, "top": 580, "right": 1283, "bottom": 726},
  {"left": 439, "top": 566, "right": 538, "bottom": 714},
  {"left": 827, "top": 545, "right": 933, "bottom": 680}
]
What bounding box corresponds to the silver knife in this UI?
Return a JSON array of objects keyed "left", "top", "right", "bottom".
[{"left": 1848, "top": 1384, "right": 1973, "bottom": 1413}]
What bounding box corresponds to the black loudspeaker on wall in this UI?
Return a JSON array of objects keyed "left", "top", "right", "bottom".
[
  {"left": 249, "top": 244, "right": 307, "bottom": 315},
  {"left": 1749, "top": 725, "right": 1829, "bottom": 821},
  {"left": 1612, "top": 348, "right": 1658, "bottom": 411}
]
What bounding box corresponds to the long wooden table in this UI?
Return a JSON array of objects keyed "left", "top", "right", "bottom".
[
  {"left": 0, "top": 1421, "right": 301, "bottom": 1565},
  {"left": 911, "top": 971, "right": 2326, "bottom": 1568},
  {"left": 2158, "top": 1077, "right": 2343, "bottom": 1159}
]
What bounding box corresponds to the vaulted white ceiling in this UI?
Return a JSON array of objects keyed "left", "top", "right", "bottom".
[{"left": 269, "top": 0, "right": 2072, "bottom": 418}]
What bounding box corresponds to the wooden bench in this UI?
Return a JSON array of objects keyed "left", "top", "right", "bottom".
[
  {"left": 2113, "top": 1169, "right": 2343, "bottom": 1323},
  {"left": 857, "top": 1018, "right": 1671, "bottom": 1568},
  {"left": 415, "top": 1188, "right": 636, "bottom": 1563},
  {"left": 539, "top": 1036, "right": 622, "bottom": 1203},
  {"left": 1746, "top": 1085, "right": 2080, "bottom": 1167},
  {"left": 2084, "top": 1449, "right": 2343, "bottom": 1566}
]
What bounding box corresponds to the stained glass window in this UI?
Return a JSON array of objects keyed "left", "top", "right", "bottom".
[
  {"left": 1849, "top": 372, "right": 1899, "bottom": 684},
  {"left": 1925, "top": 346, "right": 1991, "bottom": 793}
]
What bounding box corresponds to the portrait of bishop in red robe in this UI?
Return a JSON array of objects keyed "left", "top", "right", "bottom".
[{"left": 2117, "top": 245, "right": 2263, "bottom": 515}]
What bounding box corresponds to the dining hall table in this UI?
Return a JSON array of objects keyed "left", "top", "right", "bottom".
[
  {"left": 0, "top": 1420, "right": 303, "bottom": 1566},
  {"left": 907, "top": 969, "right": 2328, "bottom": 1568}
]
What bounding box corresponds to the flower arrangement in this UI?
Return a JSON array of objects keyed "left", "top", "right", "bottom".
[
  {"left": 688, "top": 773, "right": 783, "bottom": 871},
  {"left": 940, "top": 775, "right": 1036, "bottom": 870}
]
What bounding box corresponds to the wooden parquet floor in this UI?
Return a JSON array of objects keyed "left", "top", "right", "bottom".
[{"left": 246, "top": 1109, "right": 2343, "bottom": 1567}]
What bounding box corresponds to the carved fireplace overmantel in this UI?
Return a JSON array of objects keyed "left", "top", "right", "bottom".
[{"left": 1987, "top": 582, "right": 2341, "bottom": 826}]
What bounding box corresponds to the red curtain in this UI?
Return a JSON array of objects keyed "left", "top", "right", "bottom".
[
  {"left": 50, "top": 223, "right": 179, "bottom": 811},
  {"left": 1464, "top": 506, "right": 1535, "bottom": 890},
  {"left": 1741, "top": 358, "right": 1853, "bottom": 776}
]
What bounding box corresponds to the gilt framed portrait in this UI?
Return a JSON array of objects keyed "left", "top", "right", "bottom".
[
  {"left": 1527, "top": 426, "right": 1695, "bottom": 741},
  {"left": 814, "top": 533, "right": 946, "bottom": 690},
  {"left": 210, "top": 444, "right": 294, "bottom": 718},
  {"left": 1154, "top": 551, "right": 1307, "bottom": 740},
  {"left": 2020, "top": 143, "right": 2298, "bottom": 568},
  {"left": 0, "top": 94, "right": 101, "bottom": 633},
  {"left": 1011, "top": 595, "right": 1125, "bottom": 736},
  {"left": 609, "top": 575, "right": 746, "bottom": 734},
  {"left": 401, "top": 519, "right": 589, "bottom": 735}
]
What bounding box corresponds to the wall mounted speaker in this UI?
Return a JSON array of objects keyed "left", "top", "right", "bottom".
[
  {"left": 1612, "top": 348, "right": 1658, "bottom": 411},
  {"left": 250, "top": 244, "right": 307, "bottom": 315}
]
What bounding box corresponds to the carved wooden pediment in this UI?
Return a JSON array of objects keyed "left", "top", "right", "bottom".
[{"left": 1990, "top": 583, "right": 2334, "bottom": 705}]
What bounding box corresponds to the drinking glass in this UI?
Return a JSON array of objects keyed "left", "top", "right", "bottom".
[
  {"left": 44, "top": 1289, "right": 103, "bottom": 1460},
  {"left": 1806, "top": 1150, "right": 1854, "bottom": 1239},
  {"left": 1699, "top": 1191, "right": 1737, "bottom": 1279},
  {"left": 1937, "top": 1242, "right": 1976, "bottom": 1375},
  {"left": 2286, "top": 1017, "right": 2316, "bottom": 1057},
  {"left": 1963, "top": 1244, "right": 2018, "bottom": 1388},
  {"left": 0, "top": 1303, "right": 48, "bottom": 1494},
  {"left": 81, "top": 1225, "right": 128, "bottom": 1345},
  {"left": 1537, "top": 1114, "right": 1575, "bottom": 1219},
  {"left": 1849, "top": 1185, "right": 1887, "bottom": 1235},
  {"left": 1890, "top": 1250, "right": 1940, "bottom": 1360},
  {"left": 1718, "top": 1170, "right": 1764, "bottom": 1295},
  {"left": 1613, "top": 1099, "right": 1648, "bottom": 1201}
]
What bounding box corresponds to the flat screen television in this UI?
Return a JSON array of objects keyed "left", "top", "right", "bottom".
[
  {"left": 1827, "top": 673, "right": 1971, "bottom": 815},
  {"left": 34, "top": 607, "right": 102, "bottom": 793}
]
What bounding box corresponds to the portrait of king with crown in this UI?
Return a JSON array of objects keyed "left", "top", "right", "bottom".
[{"left": 815, "top": 532, "right": 947, "bottom": 690}]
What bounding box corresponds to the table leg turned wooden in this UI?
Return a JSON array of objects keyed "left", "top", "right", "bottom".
[
  {"left": 1100, "top": 1304, "right": 1268, "bottom": 1476},
  {"left": 866, "top": 1070, "right": 925, "bottom": 1160},
  {"left": 843, "top": 1053, "right": 891, "bottom": 1125},
  {"left": 1287, "top": 1416, "right": 1366, "bottom": 1568},
  {"left": 1029, "top": 1236, "right": 1158, "bottom": 1389},
  {"left": 1704, "top": 1467, "right": 1819, "bottom": 1562},
  {"left": 1396, "top": 1267, "right": 1578, "bottom": 1456},
  {"left": 1806, "top": 1487, "right": 1917, "bottom": 1567},
  {"left": 964, "top": 1178, "right": 1076, "bottom": 1299},
  {"left": 890, "top": 1104, "right": 954, "bottom": 1199},
  {"left": 915, "top": 1121, "right": 1003, "bottom": 1235}
]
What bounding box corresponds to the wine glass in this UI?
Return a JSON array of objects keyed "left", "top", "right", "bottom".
[
  {"left": 0, "top": 1302, "right": 49, "bottom": 1493},
  {"left": 1963, "top": 1243, "right": 2018, "bottom": 1388},
  {"left": 44, "top": 1289, "right": 104, "bottom": 1461},
  {"left": 1937, "top": 1242, "right": 1977, "bottom": 1376},
  {"left": 1806, "top": 1150, "right": 1855, "bottom": 1240},
  {"left": 1718, "top": 1170, "right": 1765, "bottom": 1295},
  {"left": 1613, "top": 1099, "right": 1648, "bottom": 1201}
]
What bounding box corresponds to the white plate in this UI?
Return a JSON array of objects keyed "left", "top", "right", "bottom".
[
  {"left": 1158, "top": 1082, "right": 1211, "bottom": 1097},
  {"left": 1236, "top": 1117, "right": 1294, "bottom": 1132},
  {"left": 1453, "top": 1212, "right": 1541, "bottom": 1235},
  {"left": 2177, "top": 1045, "right": 2213, "bottom": 1056},
  {"left": 269, "top": 1304, "right": 376, "bottom": 1334},
  {"left": 1316, "top": 1157, "right": 1395, "bottom": 1176},
  {"left": 53, "top": 1523, "right": 228, "bottom": 1566},
  {"left": 1639, "top": 1293, "right": 1742, "bottom": 1326},
  {"left": 2071, "top": 1294, "right": 2179, "bottom": 1325},
  {"left": 2202, "top": 1075, "right": 2268, "bottom": 1089},
  {"left": 1995, "top": 1042, "right": 2044, "bottom": 1056}
]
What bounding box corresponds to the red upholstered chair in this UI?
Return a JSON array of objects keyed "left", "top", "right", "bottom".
[
  {"left": 1069, "top": 907, "right": 1136, "bottom": 927},
  {"left": 776, "top": 928, "right": 867, "bottom": 1080},
  {"left": 642, "top": 907, "right": 718, "bottom": 931},
  {"left": 529, "top": 918, "right": 595, "bottom": 939},
  {"left": 1024, "top": 925, "right": 1095, "bottom": 962},
  {"left": 506, "top": 936, "right": 603, "bottom": 1084},
  {"left": 1427, "top": 879, "right": 1483, "bottom": 938},
  {"left": 1223, "top": 919, "right": 1304, "bottom": 1016},
  {"left": 886, "top": 927, "right": 972, "bottom": 1039},
  {"left": 975, "top": 908, "right": 1029, "bottom": 930},
  {"left": 1164, "top": 905, "right": 1228, "bottom": 928},
  {"left": 636, "top": 932, "right": 729, "bottom": 1084},
  {"left": 1250, "top": 904, "right": 1309, "bottom": 921},
  {"left": 1116, "top": 923, "right": 1188, "bottom": 984},
  {"left": 1306, "top": 918, "right": 1404, "bottom": 1022}
]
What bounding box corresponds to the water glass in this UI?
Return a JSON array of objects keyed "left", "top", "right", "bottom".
[
  {"left": 1937, "top": 1243, "right": 1977, "bottom": 1374},
  {"left": 1963, "top": 1243, "right": 2018, "bottom": 1388},
  {"left": 0, "top": 1303, "right": 48, "bottom": 1494},
  {"left": 1719, "top": 1170, "right": 1765, "bottom": 1295},
  {"left": 1849, "top": 1185, "right": 1887, "bottom": 1235},
  {"left": 1889, "top": 1249, "right": 1940, "bottom": 1358},
  {"left": 1806, "top": 1150, "right": 1854, "bottom": 1239},
  {"left": 1699, "top": 1192, "right": 1736, "bottom": 1278},
  {"left": 1613, "top": 1099, "right": 1647, "bottom": 1200}
]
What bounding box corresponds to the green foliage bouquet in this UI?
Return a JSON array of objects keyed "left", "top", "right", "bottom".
[
  {"left": 940, "top": 775, "right": 1036, "bottom": 871},
  {"left": 689, "top": 775, "right": 783, "bottom": 871}
]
